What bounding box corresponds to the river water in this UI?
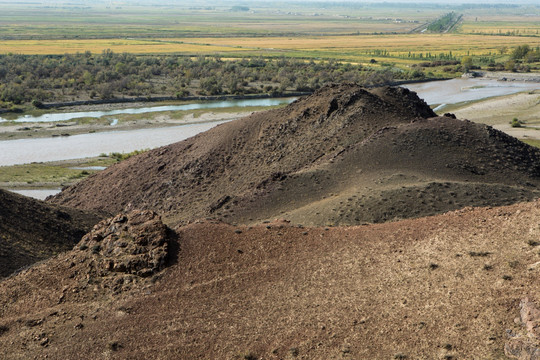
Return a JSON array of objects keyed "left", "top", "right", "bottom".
[
  {"left": 0, "top": 98, "right": 295, "bottom": 123},
  {"left": 9, "top": 188, "right": 62, "bottom": 200},
  {"left": 0, "top": 120, "right": 227, "bottom": 166}
]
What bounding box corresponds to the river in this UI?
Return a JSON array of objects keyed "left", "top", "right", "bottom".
[
  {"left": 0, "top": 98, "right": 295, "bottom": 123},
  {"left": 0, "top": 120, "right": 227, "bottom": 166}
]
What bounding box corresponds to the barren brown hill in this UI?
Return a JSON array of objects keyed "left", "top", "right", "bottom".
[
  {"left": 0, "top": 189, "right": 103, "bottom": 278},
  {"left": 49, "top": 83, "right": 540, "bottom": 227},
  {"left": 2, "top": 204, "right": 540, "bottom": 359}
]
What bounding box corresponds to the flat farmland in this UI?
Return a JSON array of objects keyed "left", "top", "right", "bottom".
[
  {"left": 0, "top": 3, "right": 437, "bottom": 40},
  {"left": 178, "top": 34, "right": 537, "bottom": 56},
  {"left": 0, "top": 38, "right": 253, "bottom": 55},
  {"left": 1, "top": 34, "right": 536, "bottom": 61},
  {"left": 460, "top": 17, "right": 540, "bottom": 36}
]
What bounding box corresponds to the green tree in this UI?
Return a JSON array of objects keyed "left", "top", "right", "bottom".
[
  {"left": 504, "top": 60, "right": 516, "bottom": 72},
  {"left": 461, "top": 56, "right": 473, "bottom": 72},
  {"left": 511, "top": 45, "right": 530, "bottom": 60}
]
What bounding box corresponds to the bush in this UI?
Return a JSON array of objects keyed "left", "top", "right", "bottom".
[
  {"left": 31, "top": 99, "right": 43, "bottom": 108},
  {"left": 511, "top": 117, "right": 523, "bottom": 128}
]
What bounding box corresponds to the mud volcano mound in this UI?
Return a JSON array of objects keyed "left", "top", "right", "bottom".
[
  {"left": 49, "top": 83, "right": 540, "bottom": 226},
  {"left": 0, "top": 189, "right": 103, "bottom": 278}
]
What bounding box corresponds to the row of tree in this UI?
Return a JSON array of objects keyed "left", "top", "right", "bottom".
[{"left": 0, "top": 51, "right": 425, "bottom": 106}]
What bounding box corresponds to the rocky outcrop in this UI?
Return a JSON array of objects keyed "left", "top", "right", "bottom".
[
  {"left": 505, "top": 298, "right": 540, "bottom": 359},
  {"left": 75, "top": 210, "right": 171, "bottom": 292}
]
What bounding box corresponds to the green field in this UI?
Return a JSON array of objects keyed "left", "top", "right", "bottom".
[{"left": 0, "top": 1, "right": 440, "bottom": 39}]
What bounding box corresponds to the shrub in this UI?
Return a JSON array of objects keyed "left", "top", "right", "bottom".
[
  {"left": 510, "top": 117, "right": 523, "bottom": 128},
  {"left": 31, "top": 99, "right": 43, "bottom": 108}
]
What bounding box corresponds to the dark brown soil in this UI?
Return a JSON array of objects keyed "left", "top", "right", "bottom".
[
  {"left": 0, "top": 189, "right": 104, "bottom": 278},
  {"left": 4, "top": 83, "right": 540, "bottom": 359},
  {"left": 1, "top": 202, "right": 540, "bottom": 359},
  {"left": 49, "top": 84, "right": 540, "bottom": 228}
]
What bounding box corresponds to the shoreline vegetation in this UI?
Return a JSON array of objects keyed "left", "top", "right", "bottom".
[
  {"left": 0, "top": 52, "right": 446, "bottom": 115},
  {"left": 0, "top": 41, "right": 538, "bottom": 115},
  {"left": 0, "top": 77, "right": 445, "bottom": 115}
]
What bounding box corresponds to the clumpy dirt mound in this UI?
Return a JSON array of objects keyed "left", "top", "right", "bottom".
[
  {"left": 0, "top": 189, "right": 103, "bottom": 278},
  {"left": 49, "top": 83, "right": 540, "bottom": 226},
  {"left": 77, "top": 210, "right": 170, "bottom": 280},
  {"left": 66, "top": 210, "right": 173, "bottom": 298},
  {"left": 3, "top": 201, "right": 540, "bottom": 358}
]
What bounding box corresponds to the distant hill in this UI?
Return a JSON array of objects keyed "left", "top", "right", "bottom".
[
  {"left": 49, "top": 83, "right": 540, "bottom": 226},
  {"left": 0, "top": 189, "right": 103, "bottom": 278}
]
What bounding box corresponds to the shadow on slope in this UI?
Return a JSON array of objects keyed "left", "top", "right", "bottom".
[
  {"left": 0, "top": 189, "right": 103, "bottom": 278},
  {"left": 49, "top": 83, "right": 540, "bottom": 226}
]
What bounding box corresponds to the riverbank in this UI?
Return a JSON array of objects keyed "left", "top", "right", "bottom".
[
  {"left": 449, "top": 89, "right": 540, "bottom": 140},
  {"left": 36, "top": 92, "right": 311, "bottom": 110},
  {"left": 0, "top": 109, "right": 254, "bottom": 141}
]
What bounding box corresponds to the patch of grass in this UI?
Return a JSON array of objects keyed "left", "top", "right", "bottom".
[
  {"left": 510, "top": 117, "right": 523, "bottom": 128},
  {"left": 0, "top": 163, "right": 90, "bottom": 185},
  {"left": 508, "top": 260, "right": 519, "bottom": 269},
  {"left": 0, "top": 157, "right": 115, "bottom": 188},
  {"left": 521, "top": 139, "right": 540, "bottom": 149},
  {"left": 105, "top": 149, "right": 149, "bottom": 162}
]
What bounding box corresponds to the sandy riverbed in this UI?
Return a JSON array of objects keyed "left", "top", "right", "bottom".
[
  {"left": 450, "top": 89, "right": 540, "bottom": 139},
  {"left": 0, "top": 110, "right": 253, "bottom": 141}
]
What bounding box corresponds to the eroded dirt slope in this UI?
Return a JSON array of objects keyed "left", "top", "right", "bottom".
[
  {"left": 2, "top": 203, "right": 540, "bottom": 358},
  {"left": 49, "top": 84, "right": 540, "bottom": 227},
  {"left": 0, "top": 189, "right": 104, "bottom": 278}
]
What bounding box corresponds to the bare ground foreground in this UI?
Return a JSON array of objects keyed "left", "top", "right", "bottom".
[
  {"left": 2, "top": 205, "right": 540, "bottom": 359},
  {"left": 4, "top": 84, "right": 540, "bottom": 359}
]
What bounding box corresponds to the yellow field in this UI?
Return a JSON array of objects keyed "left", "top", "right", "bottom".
[
  {"left": 0, "top": 34, "right": 536, "bottom": 59},
  {"left": 0, "top": 39, "right": 252, "bottom": 55},
  {"left": 179, "top": 34, "right": 536, "bottom": 55}
]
